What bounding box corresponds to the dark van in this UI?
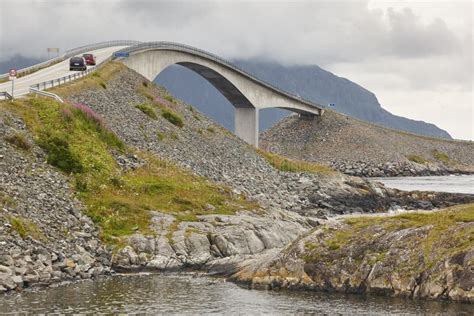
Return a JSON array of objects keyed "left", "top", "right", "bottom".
[{"left": 69, "top": 57, "right": 87, "bottom": 71}]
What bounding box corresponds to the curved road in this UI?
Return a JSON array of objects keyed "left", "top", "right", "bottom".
[{"left": 0, "top": 46, "right": 128, "bottom": 98}]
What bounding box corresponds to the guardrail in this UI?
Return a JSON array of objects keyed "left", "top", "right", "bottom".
[
  {"left": 0, "top": 40, "right": 141, "bottom": 81},
  {"left": 30, "top": 66, "right": 96, "bottom": 91},
  {"left": 29, "top": 87, "right": 64, "bottom": 103},
  {"left": 0, "top": 91, "right": 13, "bottom": 100},
  {"left": 112, "top": 41, "right": 325, "bottom": 112}
]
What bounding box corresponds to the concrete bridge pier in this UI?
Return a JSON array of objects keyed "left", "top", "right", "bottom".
[{"left": 235, "top": 107, "right": 259, "bottom": 147}]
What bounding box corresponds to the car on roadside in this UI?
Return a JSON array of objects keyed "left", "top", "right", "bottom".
[
  {"left": 69, "top": 57, "right": 87, "bottom": 71},
  {"left": 82, "top": 53, "right": 96, "bottom": 66}
]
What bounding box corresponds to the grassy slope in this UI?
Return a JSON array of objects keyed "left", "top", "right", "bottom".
[{"left": 0, "top": 64, "right": 258, "bottom": 247}]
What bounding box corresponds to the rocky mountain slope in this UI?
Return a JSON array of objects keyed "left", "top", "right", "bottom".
[
  {"left": 0, "top": 62, "right": 472, "bottom": 302},
  {"left": 156, "top": 60, "right": 451, "bottom": 138},
  {"left": 261, "top": 110, "right": 474, "bottom": 177}
]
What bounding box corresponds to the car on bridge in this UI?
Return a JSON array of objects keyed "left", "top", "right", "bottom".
[
  {"left": 69, "top": 57, "right": 87, "bottom": 71},
  {"left": 82, "top": 53, "right": 96, "bottom": 66}
]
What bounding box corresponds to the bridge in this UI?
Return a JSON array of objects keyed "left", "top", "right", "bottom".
[{"left": 0, "top": 41, "right": 325, "bottom": 146}]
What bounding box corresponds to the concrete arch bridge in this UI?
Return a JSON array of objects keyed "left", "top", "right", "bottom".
[{"left": 113, "top": 42, "right": 325, "bottom": 146}]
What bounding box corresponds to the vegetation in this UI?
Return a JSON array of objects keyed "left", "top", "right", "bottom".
[
  {"left": 4, "top": 132, "right": 31, "bottom": 151},
  {"left": 162, "top": 109, "right": 184, "bottom": 128},
  {"left": 257, "top": 149, "right": 335, "bottom": 175},
  {"left": 406, "top": 154, "right": 428, "bottom": 164},
  {"left": 432, "top": 149, "right": 450, "bottom": 164},
  {"left": 206, "top": 127, "right": 215, "bottom": 134},
  {"left": 1, "top": 97, "right": 258, "bottom": 248},
  {"left": 0, "top": 191, "right": 16, "bottom": 208},
  {"left": 302, "top": 204, "right": 474, "bottom": 270},
  {"left": 135, "top": 103, "right": 158, "bottom": 120},
  {"left": 49, "top": 62, "right": 125, "bottom": 97},
  {"left": 164, "top": 95, "right": 176, "bottom": 104},
  {"left": 9, "top": 216, "right": 45, "bottom": 241}
]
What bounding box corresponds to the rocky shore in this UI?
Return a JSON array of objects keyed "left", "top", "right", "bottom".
[
  {"left": 231, "top": 204, "right": 474, "bottom": 303},
  {"left": 1, "top": 63, "right": 472, "bottom": 303},
  {"left": 261, "top": 111, "right": 474, "bottom": 177}
]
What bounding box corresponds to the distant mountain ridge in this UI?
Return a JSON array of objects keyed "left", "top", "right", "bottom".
[{"left": 156, "top": 60, "right": 452, "bottom": 139}]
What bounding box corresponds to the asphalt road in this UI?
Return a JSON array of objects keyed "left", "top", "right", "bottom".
[{"left": 0, "top": 46, "right": 128, "bottom": 98}]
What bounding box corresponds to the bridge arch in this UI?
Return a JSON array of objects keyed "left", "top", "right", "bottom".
[{"left": 114, "top": 42, "right": 324, "bottom": 146}]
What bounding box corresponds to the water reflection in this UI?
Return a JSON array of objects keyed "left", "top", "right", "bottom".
[{"left": 0, "top": 274, "right": 471, "bottom": 315}]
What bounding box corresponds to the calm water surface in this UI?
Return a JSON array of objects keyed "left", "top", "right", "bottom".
[
  {"left": 374, "top": 175, "right": 474, "bottom": 194},
  {"left": 1, "top": 274, "right": 472, "bottom": 315}
]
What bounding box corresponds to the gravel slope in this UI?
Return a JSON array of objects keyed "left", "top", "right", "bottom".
[{"left": 261, "top": 110, "right": 474, "bottom": 177}]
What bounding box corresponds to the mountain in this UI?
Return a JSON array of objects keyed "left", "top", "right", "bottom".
[
  {"left": 0, "top": 55, "right": 43, "bottom": 74},
  {"left": 155, "top": 60, "right": 452, "bottom": 139}
]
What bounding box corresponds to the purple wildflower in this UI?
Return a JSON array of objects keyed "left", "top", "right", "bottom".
[{"left": 71, "top": 102, "right": 107, "bottom": 129}]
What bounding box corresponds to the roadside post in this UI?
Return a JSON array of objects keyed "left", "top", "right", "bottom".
[{"left": 9, "top": 69, "right": 17, "bottom": 99}]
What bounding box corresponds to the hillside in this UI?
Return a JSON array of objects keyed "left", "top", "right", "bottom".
[
  {"left": 156, "top": 60, "right": 451, "bottom": 138},
  {"left": 261, "top": 110, "right": 474, "bottom": 177},
  {"left": 1, "top": 62, "right": 472, "bottom": 301}
]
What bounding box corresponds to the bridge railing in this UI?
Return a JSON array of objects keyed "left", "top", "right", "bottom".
[
  {"left": 112, "top": 41, "right": 325, "bottom": 111},
  {"left": 0, "top": 40, "right": 141, "bottom": 81}
]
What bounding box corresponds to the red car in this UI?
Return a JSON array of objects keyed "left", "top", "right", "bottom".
[{"left": 82, "top": 53, "right": 96, "bottom": 66}]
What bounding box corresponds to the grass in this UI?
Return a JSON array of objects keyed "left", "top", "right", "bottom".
[
  {"left": 9, "top": 216, "right": 46, "bottom": 241},
  {"left": 432, "top": 150, "right": 450, "bottom": 164},
  {"left": 0, "top": 191, "right": 16, "bottom": 208},
  {"left": 164, "top": 95, "right": 176, "bottom": 104},
  {"left": 339, "top": 204, "right": 474, "bottom": 267},
  {"left": 84, "top": 153, "right": 259, "bottom": 242},
  {"left": 406, "top": 154, "right": 428, "bottom": 164},
  {"left": 1, "top": 96, "right": 259, "bottom": 248},
  {"left": 206, "top": 127, "right": 215, "bottom": 134},
  {"left": 135, "top": 103, "right": 158, "bottom": 120},
  {"left": 156, "top": 131, "right": 165, "bottom": 141},
  {"left": 4, "top": 132, "right": 31, "bottom": 151},
  {"left": 49, "top": 62, "right": 126, "bottom": 97},
  {"left": 162, "top": 109, "right": 184, "bottom": 128},
  {"left": 301, "top": 205, "right": 474, "bottom": 275},
  {"left": 257, "top": 149, "right": 335, "bottom": 175}
]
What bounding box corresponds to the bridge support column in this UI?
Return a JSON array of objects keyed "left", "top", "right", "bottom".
[{"left": 235, "top": 107, "right": 259, "bottom": 147}]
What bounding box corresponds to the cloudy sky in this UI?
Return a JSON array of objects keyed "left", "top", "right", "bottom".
[{"left": 1, "top": 0, "right": 472, "bottom": 140}]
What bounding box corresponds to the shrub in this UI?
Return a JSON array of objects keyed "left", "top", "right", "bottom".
[
  {"left": 99, "top": 82, "right": 107, "bottom": 89},
  {"left": 206, "top": 127, "right": 215, "bottom": 133},
  {"left": 156, "top": 131, "right": 165, "bottom": 141},
  {"left": 164, "top": 95, "right": 176, "bottom": 104},
  {"left": 4, "top": 133, "right": 31, "bottom": 150},
  {"left": 39, "top": 136, "right": 84, "bottom": 173},
  {"left": 258, "top": 149, "right": 335, "bottom": 174},
  {"left": 9, "top": 216, "right": 45, "bottom": 241},
  {"left": 432, "top": 150, "right": 450, "bottom": 163},
  {"left": 162, "top": 109, "right": 184, "bottom": 128},
  {"left": 136, "top": 103, "right": 158, "bottom": 120},
  {"left": 407, "top": 155, "right": 427, "bottom": 164}
]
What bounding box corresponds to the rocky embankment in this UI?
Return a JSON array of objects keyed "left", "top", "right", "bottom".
[
  {"left": 261, "top": 111, "right": 474, "bottom": 177},
  {"left": 231, "top": 204, "right": 474, "bottom": 303},
  {"left": 0, "top": 112, "right": 112, "bottom": 293},
  {"left": 0, "top": 62, "right": 472, "bottom": 302}
]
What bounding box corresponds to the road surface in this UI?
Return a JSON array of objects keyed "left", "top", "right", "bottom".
[{"left": 0, "top": 46, "right": 127, "bottom": 98}]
